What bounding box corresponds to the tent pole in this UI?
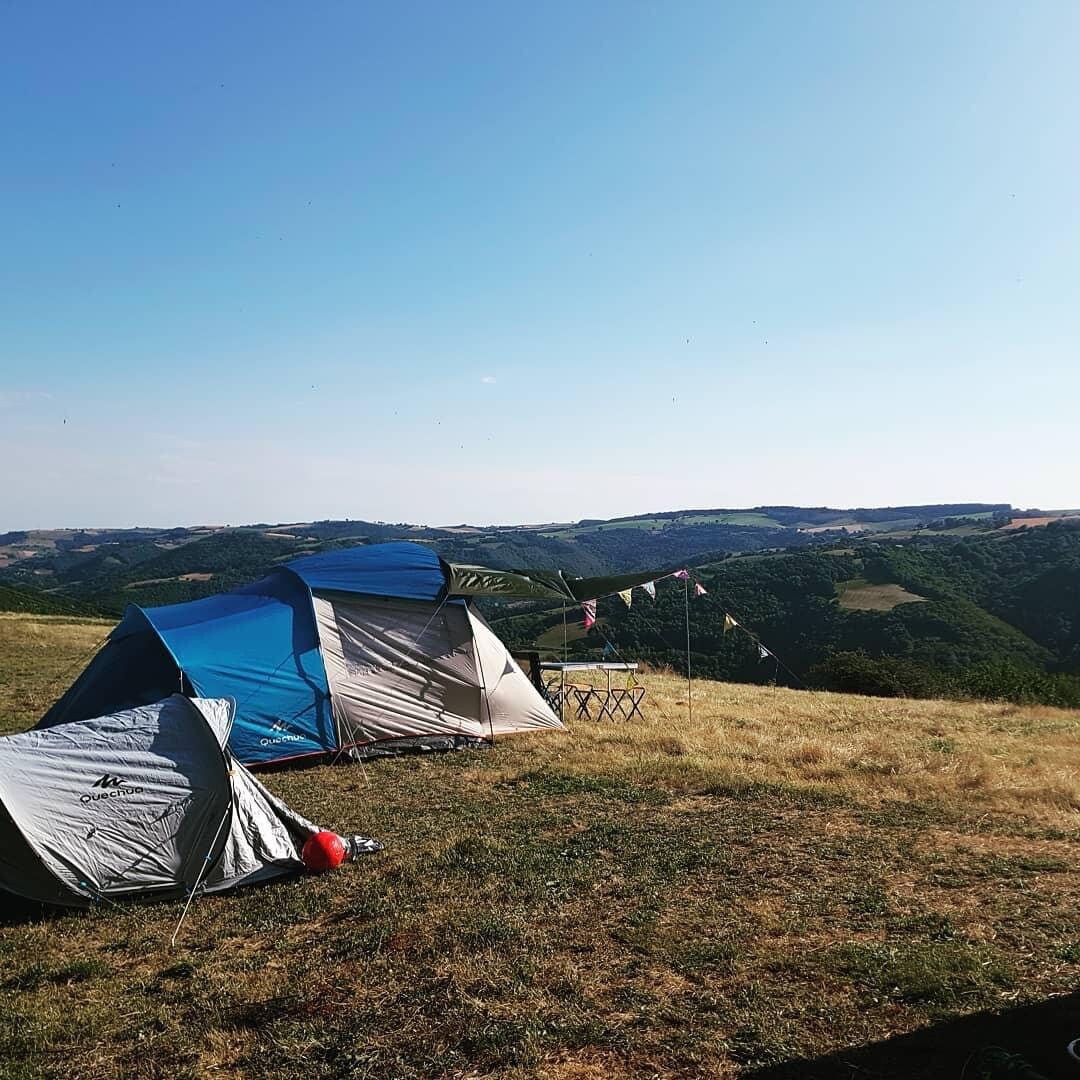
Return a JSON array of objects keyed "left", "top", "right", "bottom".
[
  {"left": 561, "top": 606, "right": 568, "bottom": 722},
  {"left": 471, "top": 608, "right": 495, "bottom": 746},
  {"left": 170, "top": 804, "right": 231, "bottom": 948},
  {"left": 684, "top": 577, "right": 692, "bottom": 725}
]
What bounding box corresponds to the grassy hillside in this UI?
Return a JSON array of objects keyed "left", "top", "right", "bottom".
[
  {"left": 0, "top": 582, "right": 100, "bottom": 618},
  {"left": 0, "top": 615, "right": 1078, "bottom": 1078}
]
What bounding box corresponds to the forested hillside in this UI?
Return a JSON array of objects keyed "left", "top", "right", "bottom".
[
  {"left": 0, "top": 502, "right": 1025, "bottom": 612},
  {"left": 491, "top": 521, "right": 1080, "bottom": 708}
]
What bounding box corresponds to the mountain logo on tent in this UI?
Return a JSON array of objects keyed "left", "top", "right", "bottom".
[
  {"left": 92, "top": 774, "right": 129, "bottom": 789},
  {"left": 81, "top": 774, "right": 143, "bottom": 804}
]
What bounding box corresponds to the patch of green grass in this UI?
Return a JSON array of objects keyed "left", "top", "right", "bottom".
[
  {"left": 1057, "top": 940, "right": 1080, "bottom": 963},
  {"left": 1, "top": 957, "right": 109, "bottom": 991},
  {"left": 514, "top": 768, "right": 669, "bottom": 804},
  {"left": 0, "top": 964, "right": 49, "bottom": 992},
  {"left": 703, "top": 775, "right": 850, "bottom": 809},
  {"left": 929, "top": 736, "right": 957, "bottom": 754},
  {"left": 826, "top": 941, "right": 1015, "bottom": 1007},
  {"left": 50, "top": 958, "right": 110, "bottom": 984},
  {"left": 979, "top": 854, "right": 1069, "bottom": 875},
  {"left": 844, "top": 883, "right": 891, "bottom": 916}
]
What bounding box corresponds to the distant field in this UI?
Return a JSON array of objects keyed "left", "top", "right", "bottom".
[
  {"left": 803, "top": 518, "right": 925, "bottom": 535},
  {"left": 542, "top": 512, "right": 784, "bottom": 537},
  {"left": 1004, "top": 514, "right": 1079, "bottom": 530},
  {"left": 683, "top": 512, "right": 782, "bottom": 527},
  {"left": 836, "top": 578, "right": 928, "bottom": 611},
  {"left": 534, "top": 620, "right": 587, "bottom": 649},
  {"left": 126, "top": 572, "right": 214, "bottom": 589}
]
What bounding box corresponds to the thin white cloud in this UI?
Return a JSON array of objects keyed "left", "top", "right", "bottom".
[
  {"left": 479, "top": 375, "right": 497, "bottom": 384},
  {"left": 0, "top": 389, "right": 53, "bottom": 408}
]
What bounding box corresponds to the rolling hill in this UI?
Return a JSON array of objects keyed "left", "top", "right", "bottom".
[
  {"left": 0, "top": 502, "right": 1026, "bottom": 609},
  {"left": 2, "top": 504, "right": 1078, "bottom": 708}
]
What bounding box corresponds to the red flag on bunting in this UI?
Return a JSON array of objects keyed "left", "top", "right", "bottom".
[
  {"left": 673, "top": 569, "right": 690, "bottom": 580},
  {"left": 582, "top": 599, "right": 597, "bottom": 630}
]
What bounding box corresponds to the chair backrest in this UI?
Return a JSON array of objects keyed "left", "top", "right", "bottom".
[{"left": 510, "top": 651, "right": 544, "bottom": 693}]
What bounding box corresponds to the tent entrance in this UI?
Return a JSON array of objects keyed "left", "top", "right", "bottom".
[{"left": 312, "top": 593, "right": 487, "bottom": 752}]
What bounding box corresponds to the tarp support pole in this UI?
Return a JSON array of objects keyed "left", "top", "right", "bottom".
[
  {"left": 684, "top": 577, "right": 692, "bottom": 725},
  {"left": 472, "top": 614, "right": 495, "bottom": 746}
]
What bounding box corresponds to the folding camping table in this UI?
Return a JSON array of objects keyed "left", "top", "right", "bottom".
[{"left": 539, "top": 661, "right": 645, "bottom": 723}]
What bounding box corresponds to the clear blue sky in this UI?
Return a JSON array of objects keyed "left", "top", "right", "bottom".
[{"left": 2, "top": 2, "right": 1077, "bottom": 529}]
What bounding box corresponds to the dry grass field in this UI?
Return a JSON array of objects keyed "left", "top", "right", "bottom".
[
  {"left": 0, "top": 613, "right": 1078, "bottom": 1078},
  {"left": 835, "top": 578, "right": 928, "bottom": 612}
]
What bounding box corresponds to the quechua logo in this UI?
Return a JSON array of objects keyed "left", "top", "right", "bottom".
[
  {"left": 81, "top": 774, "right": 143, "bottom": 804},
  {"left": 261, "top": 719, "right": 305, "bottom": 748}
]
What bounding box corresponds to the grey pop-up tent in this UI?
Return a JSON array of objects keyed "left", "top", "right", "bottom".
[{"left": 0, "top": 695, "right": 371, "bottom": 908}]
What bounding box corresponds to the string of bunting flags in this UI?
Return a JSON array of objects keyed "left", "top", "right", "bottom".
[
  {"left": 560, "top": 562, "right": 864, "bottom": 736},
  {"left": 578, "top": 568, "right": 776, "bottom": 666},
  {"left": 572, "top": 564, "right": 790, "bottom": 726}
]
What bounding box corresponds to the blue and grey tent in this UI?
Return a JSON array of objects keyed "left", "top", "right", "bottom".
[{"left": 38, "top": 542, "right": 660, "bottom": 767}]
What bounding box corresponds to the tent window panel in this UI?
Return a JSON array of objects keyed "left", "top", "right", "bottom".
[{"left": 313, "top": 595, "right": 485, "bottom": 747}]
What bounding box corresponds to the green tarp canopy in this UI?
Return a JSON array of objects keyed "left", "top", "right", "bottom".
[{"left": 442, "top": 562, "right": 675, "bottom": 603}]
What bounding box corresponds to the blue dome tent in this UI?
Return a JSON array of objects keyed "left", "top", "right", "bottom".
[{"left": 38, "top": 542, "right": 662, "bottom": 767}]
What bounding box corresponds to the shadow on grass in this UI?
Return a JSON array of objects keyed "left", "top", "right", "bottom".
[
  {"left": 0, "top": 864, "right": 311, "bottom": 927},
  {"left": 0, "top": 891, "right": 76, "bottom": 927},
  {"left": 745, "top": 992, "right": 1080, "bottom": 1079}
]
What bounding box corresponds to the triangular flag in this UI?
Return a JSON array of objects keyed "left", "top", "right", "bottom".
[
  {"left": 758, "top": 643, "right": 771, "bottom": 660},
  {"left": 582, "top": 599, "right": 597, "bottom": 630},
  {"left": 694, "top": 582, "right": 707, "bottom": 597},
  {"left": 602, "top": 641, "right": 617, "bottom": 659},
  {"left": 641, "top": 580, "right": 656, "bottom": 599},
  {"left": 723, "top": 613, "right": 738, "bottom": 633},
  {"left": 673, "top": 569, "right": 690, "bottom": 580},
  {"left": 618, "top": 589, "right": 632, "bottom": 608}
]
